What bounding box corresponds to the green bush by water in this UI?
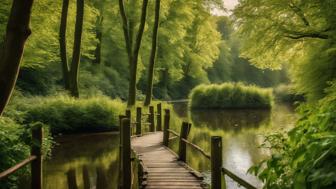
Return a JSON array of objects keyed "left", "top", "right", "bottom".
[
  {"left": 20, "top": 95, "right": 126, "bottom": 135},
  {"left": 274, "top": 84, "right": 305, "bottom": 103},
  {"left": 0, "top": 118, "right": 53, "bottom": 188},
  {"left": 189, "top": 83, "right": 273, "bottom": 109},
  {"left": 250, "top": 81, "right": 336, "bottom": 188}
]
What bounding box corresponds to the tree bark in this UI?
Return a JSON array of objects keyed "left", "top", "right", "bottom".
[
  {"left": 59, "top": 0, "right": 70, "bottom": 89},
  {"left": 0, "top": 0, "right": 34, "bottom": 116},
  {"left": 144, "top": 0, "right": 161, "bottom": 106},
  {"left": 119, "top": 0, "right": 149, "bottom": 106},
  {"left": 128, "top": 0, "right": 149, "bottom": 106},
  {"left": 93, "top": 0, "right": 104, "bottom": 64},
  {"left": 69, "top": 0, "right": 84, "bottom": 98}
]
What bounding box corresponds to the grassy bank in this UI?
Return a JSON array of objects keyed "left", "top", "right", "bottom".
[
  {"left": 189, "top": 83, "right": 273, "bottom": 109},
  {"left": 273, "top": 84, "right": 305, "bottom": 103},
  {"left": 6, "top": 95, "right": 126, "bottom": 135}
]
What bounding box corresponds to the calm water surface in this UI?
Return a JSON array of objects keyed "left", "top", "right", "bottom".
[{"left": 43, "top": 103, "right": 296, "bottom": 189}]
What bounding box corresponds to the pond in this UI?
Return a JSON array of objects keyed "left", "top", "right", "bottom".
[{"left": 42, "top": 103, "right": 296, "bottom": 189}]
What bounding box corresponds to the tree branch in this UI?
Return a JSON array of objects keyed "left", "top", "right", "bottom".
[
  {"left": 118, "top": 0, "right": 132, "bottom": 60},
  {"left": 289, "top": 2, "right": 310, "bottom": 26}
]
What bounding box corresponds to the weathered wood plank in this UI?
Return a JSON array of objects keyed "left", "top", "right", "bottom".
[{"left": 132, "top": 132, "right": 205, "bottom": 189}]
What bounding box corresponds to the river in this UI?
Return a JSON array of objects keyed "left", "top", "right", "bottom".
[{"left": 42, "top": 103, "right": 296, "bottom": 189}]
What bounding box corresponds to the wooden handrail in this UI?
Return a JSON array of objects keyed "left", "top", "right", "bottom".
[
  {"left": 221, "top": 167, "right": 257, "bottom": 189},
  {"left": 167, "top": 129, "right": 180, "bottom": 137},
  {"left": 168, "top": 136, "right": 178, "bottom": 140},
  {"left": 181, "top": 138, "right": 210, "bottom": 159},
  {"left": 0, "top": 155, "right": 37, "bottom": 180}
]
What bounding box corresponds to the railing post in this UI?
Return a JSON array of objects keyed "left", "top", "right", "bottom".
[
  {"left": 121, "top": 118, "right": 131, "bottom": 189},
  {"left": 163, "top": 109, "right": 170, "bottom": 146},
  {"left": 149, "top": 106, "right": 155, "bottom": 132},
  {"left": 156, "top": 103, "right": 162, "bottom": 131},
  {"left": 125, "top": 109, "right": 131, "bottom": 133},
  {"left": 136, "top": 107, "right": 142, "bottom": 135},
  {"left": 125, "top": 109, "right": 131, "bottom": 120},
  {"left": 211, "top": 136, "right": 223, "bottom": 189},
  {"left": 31, "top": 125, "right": 43, "bottom": 189},
  {"left": 178, "top": 122, "right": 190, "bottom": 162}
]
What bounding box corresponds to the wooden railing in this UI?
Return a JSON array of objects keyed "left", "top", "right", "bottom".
[
  {"left": 0, "top": 125, "right": 43, "bottom": 189},
  {"left": 119, "top": 103, "right": 258, "bottom": 189},
  {"left": 162, "top": 110, "right": 258, "bottom": 189}
]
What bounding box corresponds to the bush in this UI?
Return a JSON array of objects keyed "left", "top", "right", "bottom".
[
  {"left": 274, "top": 84, "right": 305, "bottom": 103},
  {"left": 0, "top": 117, "right": 30, "bottom": 188},
  {"left": 0, "top": 118, "right": 52, "bottom": 188},
  {"left": 249, "top": 81, "right": 336, "bottom": 188},
  {"left": 20, "top": 95, "right": 126, "bottom": 135},
  {"left": 189, "top": 83, "right": 273, "bottom": 109}
]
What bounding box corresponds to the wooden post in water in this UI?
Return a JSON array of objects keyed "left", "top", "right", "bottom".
[
  {"left": 121, "top": 118, "right": 131, "bottom": 189},
  {"left": 31, "top": 125, "right": 43, "bottom": 189},
  {"left": 136, "top": 107, "right": 142, "bottom": 135},
  {"left": 178, "top": 122, "right": 190, "bottom": 162},
  {"left": 156, "top": 103, "right": 162, "bottom": 131},
  {"left": 163, "top": 109, "right": 170, "bottom": 146},
  {"left": 149, "top": 106, "right": 155, "bottom": 132},
  {"left": 211, "top": 136, "right": 224, "bottom": 189}
]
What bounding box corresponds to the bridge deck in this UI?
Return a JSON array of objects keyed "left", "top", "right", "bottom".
[{"left": 131, "top": 132, "right": 205, "bottom": 189}]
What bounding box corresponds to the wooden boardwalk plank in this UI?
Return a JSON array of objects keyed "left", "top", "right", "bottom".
[{"left": 132, "top": 132, "right": 206, "bottom": 189}]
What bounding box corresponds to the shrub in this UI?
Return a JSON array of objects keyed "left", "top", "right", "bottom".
[
  {"left": 0, "top": 117, "right": 30, "bottom": 188},
  {"left": 20, "top": 95, "right": 126, "bottom": 135},
  {"left": 189, "top": 83, "right": 273, "bottom": 109},
  {"left": 249, "top": 81, "right": 336, "bottom": 188},
  {"left": 274, "top": 84, "right": 305, "bottom": 103},
  {"left": 0, "top": 118, "right": 52, "bottom": 188}
]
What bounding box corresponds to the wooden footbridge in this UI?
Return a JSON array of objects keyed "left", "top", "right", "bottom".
[
  {"left": 119, "top": 104, "right": 258, "bottom": 189},
  {"left": 0, "top": 103, "right": 258, "bottom": 189}
]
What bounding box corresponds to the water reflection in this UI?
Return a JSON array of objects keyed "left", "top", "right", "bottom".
[
  {"left": 168, "top": 103, "right": 296, "bottom": 188},
  {"left": 43, "top": 133, "right": 119, "bottom": 189},
  {"left": 42, "top": 104, "right": 295, "bottom": 189}
]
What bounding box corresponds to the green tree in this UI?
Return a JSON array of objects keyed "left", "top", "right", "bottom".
[
  {"left": 119, "top": 0, "right": 149, "bottom": 106},
  {"left": 59, "top": 0, "right": 85, "bottom": 97},
  {"left": 234, "top": 0, "right": 336, "bottom": 101}
]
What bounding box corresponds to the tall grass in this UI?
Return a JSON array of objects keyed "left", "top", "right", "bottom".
[
  {"left": 19, "top": 95, "right": 126, "bottom": 134},
  {"left": 189, "top": 83, "right": 273, "bottom": 109}
]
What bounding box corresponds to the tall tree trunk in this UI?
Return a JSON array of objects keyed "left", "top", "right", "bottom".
[
  {"left": 119, "top": 0, "right": 149, "bottom": 107},
  {"left": 93, "top": 0, "right": 104, "bottom": 64},
  {"left": 128, "top": 0, "right": 149, "bottom": 106},
  {"left": 144, "top": 0, "right": 161, "bottom": 106},
  {"left": 0, "top": 0, "right": 34, "bottom": 116},
  {"left": 59, "top": 0, "right": 70, "bottom": 89},
  {"left": 69, "top": 0, "right": 84, "bottom": 98}
]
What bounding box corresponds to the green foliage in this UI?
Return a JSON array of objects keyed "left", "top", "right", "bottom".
[
  {"left": 274, "top": 84, "right": 305, "bottom": 103},
  {"left": 20, "top": 95, "right": 126, "bottom": 134},
  {"left": 234, "top": 0, "right": 336, "bottom": 102},
  {"left": 0, "top": 118, "right": 53, "bottom": 188},
  {"left": 250, "top": 81, "right": 336, "bottom": 189},
  {"left": 207, "top": 16, "right": 289, "bottom": 89},
  {"left": 189, "top": 83, "right": 274, "bottom": 109},
  {"left": 0, "top": 117, "right": 30, "bottom": 189}
]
